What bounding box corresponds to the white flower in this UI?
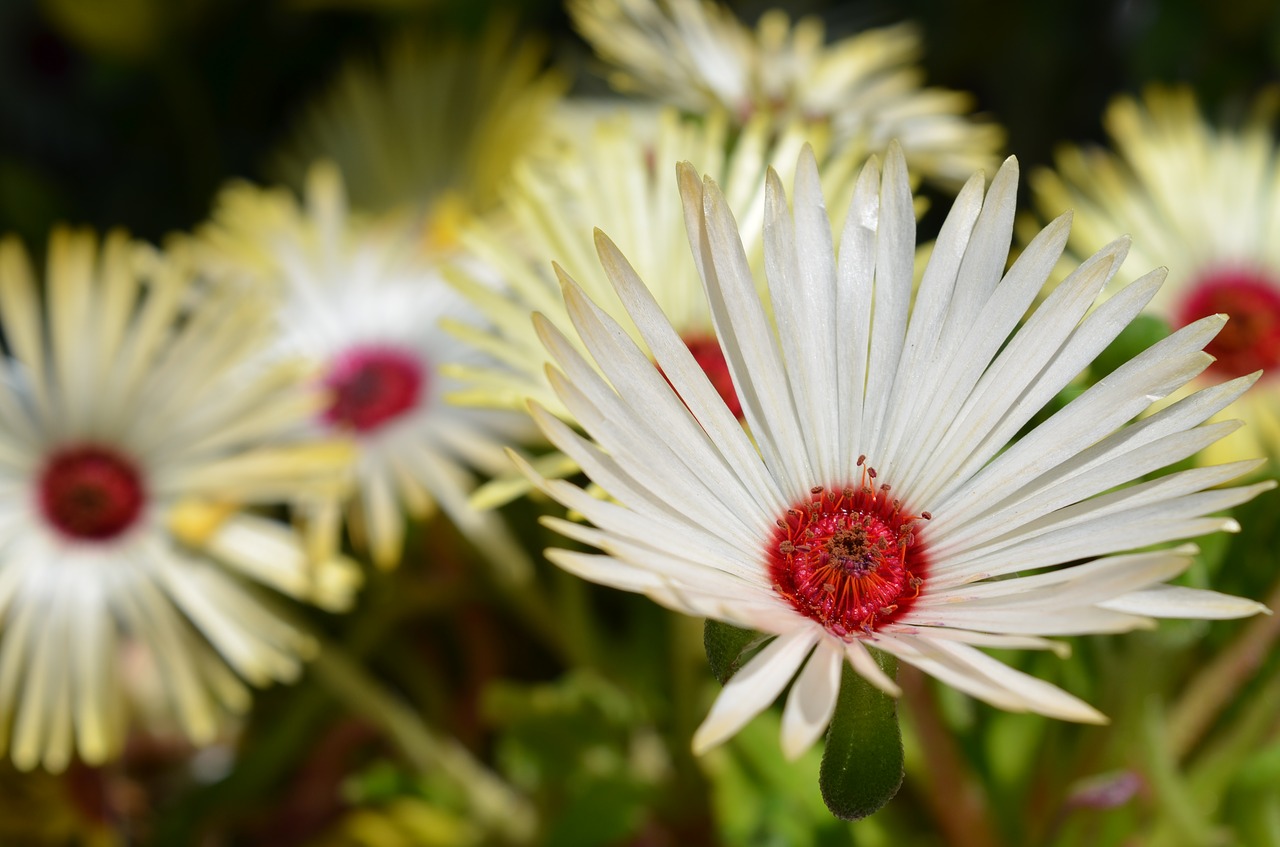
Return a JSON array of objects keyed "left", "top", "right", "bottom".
[
  {"left": 449, "top": 107, "right": 864, "bottom": 507},
  {"left": 1031, "top": 86, "right": 1280, "bottom": 464},
  {"left": 515, "top": 143, "right": 1272, "bottom": 760},
  {"left": 205, "top": 164, "right": 535, "bottom": 575},
  {"left": 568, "top": 0, "right": 1002, "bottom": 186},
  {"left": 0, "top": 229, "right": 359, "bottom": 772}
]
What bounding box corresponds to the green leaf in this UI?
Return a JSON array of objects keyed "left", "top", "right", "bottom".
[
  {"left": 818, "top": 651, "right": 903, "bottom": 821},
  {"left": 703, "top": 619, "right": 772, "bottom": 684},
  {"left": 1090, "top": 313, "right": 1172, "bottom": 380}
]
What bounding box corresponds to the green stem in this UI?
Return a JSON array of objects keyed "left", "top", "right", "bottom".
[
  {"left": 1141, "top": 699, "right": 1219, "bottom": 847},
  {"left": 1167, "top": 577, "right": 1280, "bottom": 758},
  {"left": 310, "top": 637, "right": 536, "bottom": 844},
  {"left": 1186, "top": 666, "right": 1280, "bottom": 806},
  {"left": 898, "top": 666, "right": 1003, "bottom": 847}
]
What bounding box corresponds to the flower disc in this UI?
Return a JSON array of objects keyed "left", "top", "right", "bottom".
[
  {"left": 1178, "top": 269, "right": 1280, "bottom": 377},
  {"left": 39, "top": 445, "right": 146, "bottom": 542},
  {"left": 322, "top": 346, "right": 425, "bottom": 433},
  {"left": 769, "top": 462, "right": 928, "bottom": 638}
]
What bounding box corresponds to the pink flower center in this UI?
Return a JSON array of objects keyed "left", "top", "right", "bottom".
[
  {"left": 768, "top": 459, "right": 929, "bottom": 638},
  {"left": 322, "top": 346, "right": 425, "bottom": 433},
  {"left": 680, "top": 335, "right": 743, "bottom": 420},
  {"left": 1178, "top": 269, "right": 1280, "bottom": 377},
  {"left": 39, "top": 445, "right": 146, "bottom": 541}
]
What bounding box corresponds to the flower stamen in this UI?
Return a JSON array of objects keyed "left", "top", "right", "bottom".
[{"left": 768, "top": 460, "right": 929, "bottom": 638}]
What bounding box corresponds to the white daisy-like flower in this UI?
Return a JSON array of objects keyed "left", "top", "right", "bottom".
[
  {"left": 1031, "top": 86, "right": 1280, "bottom": 464},
  {"left": 515, "top": 143, "right": 1272, "bottom": 759},
  {"left": 0, "top": 228, "right": 360, "bottom": 772},
  {"left": 568, "top": 0, "right": 1002, "bottom": 187},
  {"left": 202, "top": 164, "right": 534, "bottom": 575}
]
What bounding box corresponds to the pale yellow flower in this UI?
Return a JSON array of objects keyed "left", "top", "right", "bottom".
[
  {"left": 271, "top": 21, "right": 565, "bottom": 226},
  {"left": 0, "top": 229, "right": 359, "bottom": 772},
  {"left": 1031, "top": 86, "right": 1280, "bottom": 464}
]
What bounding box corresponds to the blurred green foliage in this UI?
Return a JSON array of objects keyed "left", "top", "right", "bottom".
[{"left": 1, "top": 0, "right": 1279, "bottom": 845}]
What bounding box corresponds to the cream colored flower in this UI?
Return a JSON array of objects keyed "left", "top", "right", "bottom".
[
  {"left": 271, "top": 21, "right": 565, "bottom": 227},
  {"left": 1031, "top": 86, "right": 1280, "bottom": 463},
  {"left": 569, "top": 0, "right": 1002, "bottom": 187},
  {"left": 199, "top": 164, "right": 534, "bottom": 577},
  {"left": 0, "top": 229, "right": 358, "bottom": 772}
]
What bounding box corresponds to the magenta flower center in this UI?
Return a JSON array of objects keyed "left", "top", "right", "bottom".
[
  {"left": 768, "top": 459, "right": 929, "bottom": 638},
  {"left": 322, "top": 346, "right": 426, "bottom": 433},
  {"left": 1178, "top": 269, "right": 1280, "bottom": 377},
  {"left": 39, "top": 445, "right": 146, "bottom": 541}
]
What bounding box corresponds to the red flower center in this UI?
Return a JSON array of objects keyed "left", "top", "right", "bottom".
[
  {"left": 680, "top": 334, "right": 743, "bottom": 420},
  {"left": 39, "top": 445, "right": 146, "bottom": 541},
  {"left": 1178, "top": 269, "right": 1280, "bottom": 377},
  {"left": 768, "top": 458, "right": 929, "bottom": 638},
  {"left": 322, "top": 346, "right": 425, "bottom": 433}
]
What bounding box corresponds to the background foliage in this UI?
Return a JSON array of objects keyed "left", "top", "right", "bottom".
[{"left": 1, "top": 0, "right": 1279, "bottom": 844}]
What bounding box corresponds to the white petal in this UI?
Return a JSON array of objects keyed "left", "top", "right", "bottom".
[
  {"left": 845, "top": 639, "right": 902, "bottom": 697},
  {"left": 834, "top": 156, "right": 880, "bottom": 474},
  {"left": 1098, "top": 585, "right": 1270, "bottom": 619},
  {"left": 691, "top": 626, "right": 819, "bottom": 754},
  {"left": 780, "top": 636, "right": 843, "bottom": 760},
  {"left": 594, "top": 230, "right": 784, "bottom": 513},
  {"left": 862, "top": 143, "right": 916, "bottom": 454},
  {"left": 683, "top": 166, "right": 814, "bottom": 495}
]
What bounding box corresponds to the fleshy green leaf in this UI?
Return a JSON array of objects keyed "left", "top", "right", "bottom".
[
  {"left": 819, "top": 651, "right": 903, "bottom": 821},
  {"left": 704, "top": 619, "right": 773, "bottom": 684}
]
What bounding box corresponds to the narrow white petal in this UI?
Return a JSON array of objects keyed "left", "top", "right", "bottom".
[
  {"left": 780, "top": 636, "right": 843, "bottom": 760},
  {"left": 834, "top": 156, "right": 880, "bottom": 474},
  {"left": 537, "top": 316, "right": 761, "bottom": 543},
  {"left": 689, "top": 169, "right": 814, "bottom": 495},
  {"left": 767, "top": 149, "right": 838, "bottom": 477},
  {"left": 1099, "top": 585, "right": 1270, "bottom": 619},
  {"left": 845, "top": 639, "right": 902, "bottom": 697},
  {"left": 875, "top": 172, "right": 994, "bottom": 474},
  {"left": 926, "top": 639, "right": 1107, "bottom": 723},
  {"left": 900, "top": 238, "right": 1135, "bottom": 500},
  {"left": 862, "top": 143, "right": 916, "bottom": 454},
  {"left": 932, "top": 301, "right": 1214, "bottom": 514},
  {"left": 691, "top": 626, "right": 819, "bottom": 754},
  {"left": 557, "top": 271, "right": 774, "bottom": 531},
  {"left": 594, "top": 230, "right": 784, "bottom": 513}
]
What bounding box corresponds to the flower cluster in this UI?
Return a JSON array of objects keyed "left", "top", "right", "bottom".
[{"left": 1, "top": 0, "right": 1276, "bottom": 841}]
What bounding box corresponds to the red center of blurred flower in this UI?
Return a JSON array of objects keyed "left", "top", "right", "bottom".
[
  {"left": 323, "top": 346, "right": 425, "bottom": 433},
  {"left": 768, "top": 458, "right": 929, "bottom": 638},
  {"left": 1178, "top": 269, "right": 1280, "bottom": 377},
  {"left": 39, "top": 445, "right": 146, "bottom": 541},
  {"left": 680, "top": 335, "right": 742, "bottom": 420}
]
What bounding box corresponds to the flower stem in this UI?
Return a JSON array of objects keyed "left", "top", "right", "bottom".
[
  {"left": 310, "top": 637, "right": 536, "bottom": 843},
  {"left": 1167, "top": 577, "right": 1280, "bottom": 758},
  {"left": 898, "top": 666, "right": 1003, "bottom": 847}
]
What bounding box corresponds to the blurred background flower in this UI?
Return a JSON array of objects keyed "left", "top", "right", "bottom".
[
  {"left": 0, "top": 0, "right": 1278, "bottom": 844},
  {"left": 1030, "top": 86, "right": 1280, "bottom": 466}
]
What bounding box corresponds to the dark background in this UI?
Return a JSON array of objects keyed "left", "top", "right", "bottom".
[{"left": 2, "top": 0, "right": 1279, "bottom": 248}]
